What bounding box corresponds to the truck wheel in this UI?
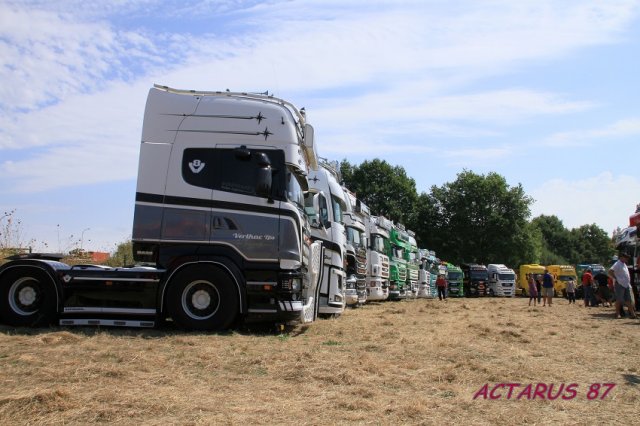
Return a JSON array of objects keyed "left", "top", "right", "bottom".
[
  {"left": 167, "top": 265, "right": 239, "bottom": 331},
  {"left": 0, "top": 269, "right": 57, "bottom": 327}
]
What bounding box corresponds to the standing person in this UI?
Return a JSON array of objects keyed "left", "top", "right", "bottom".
[
  {"left": 581, "top": 268, "right": 594, "bottom": 307},
  {"left": 528, "top": 274, "right": 538, "bottom": 306},
  {"left": 566, "top": 278, "right": 576, "bottom": 304},
  {"left": 608, "top": 253, "right": 637, "bottom": 319},
  {"left": 594, "top": 270, "right": 610, "bottom": 307},
  {"left": 436, "top": 274, "right": 447, "bottom": 301},
  {"left": 535, "top": 275, "right": 542, "bottom": 304},
  {"left": 542, "top": 268, "right": 554, "bottom": 307}
]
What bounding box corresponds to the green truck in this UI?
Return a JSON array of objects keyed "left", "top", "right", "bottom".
[
  {"left": 445, "top": 262, "right": 464, "bottom": 297},
  {"left": 386, "top": 223, "right": 409, "bottom": 300},
  {"left": 405, "top": 231, "right": 420, "bottom": 299}
]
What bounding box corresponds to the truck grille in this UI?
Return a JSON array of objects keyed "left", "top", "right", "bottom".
[{"left": 381, "top": 256, "right": 390, "bottom": 278}]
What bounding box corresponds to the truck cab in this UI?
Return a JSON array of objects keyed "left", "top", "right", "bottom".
[
  {"left": 0, "top": 86, "right": 323, "bottom": 330},
  {"left": 365, "top": 216, "right": 391, "bottom": 301},
  {"left": 417, "top": 250, "right": 439, "bottom": 298},
  {"left": 386, "top": 223, "right": 409, "bottom": 300},
  {"left": 487, "top": 264, "right": 516, "bottom": 297},
  {"left": 546, "top": 265, "right": 577, "bottom": 297},
  {"left": 517, "top": 264, "right": 545, "bottom": 296},
  {"left": 445, "top": 263, "right": 464, "bottom": 297},
  {"left": 405, "top": 232, "right": 420, "bottom": 299},
  {"left": 342, "top": 187, "right": 369, "bottom": 307},
  {"left": 305, "top": 162, "right": 348, "bottom": 317},
  {"left": 461, "top": 263, "right": 488, "bottom": 297}
]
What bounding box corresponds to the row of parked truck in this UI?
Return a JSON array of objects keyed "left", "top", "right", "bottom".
[
  {"left": 0, "top": 86, "right": 521, "bottom": 332},
  {"left": 517, "top": 264, "right": 592, "bottom": 298}
]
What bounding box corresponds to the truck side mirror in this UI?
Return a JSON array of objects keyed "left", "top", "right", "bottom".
[
  {"left": 312, "top": 193, "right": 331, "bottom": 229},
  {"left": 305, "top": 207, "right": 322, "bottom": 228},
  {"left": 255, "top": 152, "right": 273, "bottom": 199}
]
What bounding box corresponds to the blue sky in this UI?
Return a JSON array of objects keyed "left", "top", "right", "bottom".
[{"left": 1, "top": 0, "right": 639, "bottom": 253}]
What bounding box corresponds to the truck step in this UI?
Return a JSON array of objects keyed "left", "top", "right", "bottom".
[{"left": 59, "top": 319, "right": 155, "bottom": 328}]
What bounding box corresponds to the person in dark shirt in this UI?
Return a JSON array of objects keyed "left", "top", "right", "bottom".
[
  {"left": 535, "top": 275, "right": 542, "bottom": 304},
  {"left": 542, "top": 269, "right": 554, "bottom": 307},
  {"left": 594, "top": 271, "right": 610, "bottom": 307},
  {"left": 436, "top": 274, "right": 448, "bottom": 301}
]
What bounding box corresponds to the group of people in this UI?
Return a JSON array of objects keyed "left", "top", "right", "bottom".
[
  {"left": 526, "top": 269, "right": 555, "bottom": 307},
  {"left": 527, "top": 252, "right": 637, "bottom": 319}
]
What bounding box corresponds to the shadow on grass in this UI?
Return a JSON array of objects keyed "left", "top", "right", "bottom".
[
  {"left": 623, "top": 374, "right": 640, "bottom": 386},
  {"left": 588, "top": 311, "right": 640, "bottom": 324},
  {"left": 0, "top": 316, "right": 311, "bottom": 339}
]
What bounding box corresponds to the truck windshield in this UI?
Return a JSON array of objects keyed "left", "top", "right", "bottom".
[
  {"left": 371, "top": 235, "right": 386, "bottom": 253},
  {"left": 448, "top": 271, "right": 463, "bottom": 280},
  {"left": 559, "top": 275, "right": 576, "bottom": 281},
  {"left": 286, "top": 168, "right": 305, "bottom": 210},
  {"left": 346, "top": 227, "right": 362, "bottom": 246},
  {"left": 470, "top": 271, "right": 488, "bottom": 280},
  {"left": 498, "top": 273, "right": 515, "bottom": 280},
  {"left": 392, "top": 246, "right": 404, "bottom": 258}
]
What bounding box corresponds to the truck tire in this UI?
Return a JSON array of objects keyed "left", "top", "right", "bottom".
[
  {"left": 0, "top": 268, "right": 57, "bottom": 327},
  {"left": 167, "top": 265, "right": 239, "bottom": 331}
]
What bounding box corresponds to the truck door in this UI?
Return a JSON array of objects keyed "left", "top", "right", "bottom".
[
  {"left": 209, "top": 147, "right": 283, "bottom": 264},
  {"left": 163, "top": 145, "right": 213, "bottom": 245}
]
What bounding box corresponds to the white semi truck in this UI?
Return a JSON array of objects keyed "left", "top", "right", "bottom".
[
  {"left": 305, "top": 161, "right": 347, "bottom": 316},
  {"left": 417, "top": 249, "right": 438, "bottom": 298},
  {"left": 343, "top": 187, "right": 369, "bottom": 307},
  {"left": 487, "top": 264, "right": 516, "bottom": 297},
  {"left": 0, "top": 85, "right": 322, "bottom": 331},
  {"left": 365, "top": 215, "right": 391, "bottom": 301}
]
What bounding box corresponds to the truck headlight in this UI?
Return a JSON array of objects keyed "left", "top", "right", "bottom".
[{"left": 291, "top": 278, "right": 301, "bottom": 291}]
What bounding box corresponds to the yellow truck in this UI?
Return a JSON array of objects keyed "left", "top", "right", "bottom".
[
  {"left": 518, "top": 264, "right": 545, "bottom": 296},
  {"left": 546, "top": 265, "right": 577, "bottom": 297}
]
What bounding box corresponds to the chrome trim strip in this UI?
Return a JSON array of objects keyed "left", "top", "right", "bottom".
[
  {"left": 59, "top": 319, "right": 155, "bottom": 328},
  {"left": 63, "top": 307, "right": 157, "bottom": 314}
]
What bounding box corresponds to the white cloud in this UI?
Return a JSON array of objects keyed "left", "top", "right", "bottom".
[
  {"left": 0, "top": 2, "right": 184, "bottom": 114},
  {"left": 530, "top": 172, "right": 640, "bottom": 234},
  {"left": 1, "top": 0, "right": 639, "bottom": 193},
  {"left": 441, "top": 146, "right": 512, "bottom": 161},
  {"left": 0, "top": 81, "right": 147, "bottom": 191},
  {"left": 543, "top": 117, "right": 640, "bottom": 147}
]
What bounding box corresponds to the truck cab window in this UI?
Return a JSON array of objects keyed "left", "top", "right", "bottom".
[
  {"left": 182, "top": 148, "right": 285, "bottom": 199},
  {"left": 286, "top": 168, "right": 305, "bottom": 209},
  {"left": 331, "top": 195, "right": 344, "bottom": 224},
  {"left": 371, "top": 235, "right": 385, "bottom": 253},
  {"left": 346, "top": 227, "right": 362, "bottom": 246}
]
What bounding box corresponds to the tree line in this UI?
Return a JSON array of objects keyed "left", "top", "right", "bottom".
[{"left": 340, "top": 159, "right": 614, "bottom": 267}]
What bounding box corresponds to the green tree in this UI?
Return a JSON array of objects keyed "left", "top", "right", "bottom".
[
  {"left": 105, "top": 240, "right": 134, "bottom": 267},
  {"left": 531, "top": 215, "right": 575, "bottom": 264},
  {"left": 570, "top": 224, "right": 614, "bottom": 265},
  {"left": 515, "top": 221, "right": 544, "bottom": 266},
  {"left": 415, "top": 170, "right": 533, "bottom": 266},
  {"left": 340, "top": 159, "right": 418, "bottom": 225}
]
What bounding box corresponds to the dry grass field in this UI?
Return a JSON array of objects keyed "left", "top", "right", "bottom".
[{"left": 0, "top": 296, "right": 638, "bottom": 425}]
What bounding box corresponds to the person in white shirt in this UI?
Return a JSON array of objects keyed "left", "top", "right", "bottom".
[{"left": 608, "top": 252, "right": 637, "bottom": 319}]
